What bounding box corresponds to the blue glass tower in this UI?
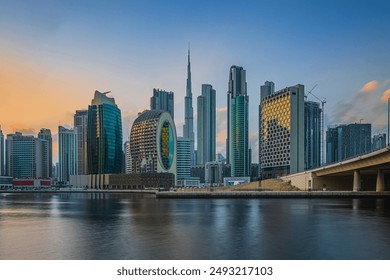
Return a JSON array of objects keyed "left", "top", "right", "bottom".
[
  {"left": 227, "top": 66, "right": 249, "bottom": 177},
  {"left": 87, "top": 91, "right": 123, "bottom": 174}
]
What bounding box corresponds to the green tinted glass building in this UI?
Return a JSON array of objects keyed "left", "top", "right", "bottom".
[{"left": 87, "top": 91, "right": 123, "bottom": 174}]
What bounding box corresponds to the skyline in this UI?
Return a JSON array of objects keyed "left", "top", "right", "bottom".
[{"left": 1, "top": 0, "right": 390, "bottom": 163}]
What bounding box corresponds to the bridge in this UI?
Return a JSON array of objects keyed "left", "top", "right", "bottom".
[{"left": 281, "top": 147, "right": 390, "bottom": 192}]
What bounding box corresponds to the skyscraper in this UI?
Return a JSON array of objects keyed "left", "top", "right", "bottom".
[
  {"left": 5, "top": 132, "right": 49, "bottom": 179},
  {"left": 38, "top": 128, "right": 52, "bottom": 177},
  {"left": 326, "top": 123, "right": 372, "bottom": 164},
  {"left": 177, "top": 137, "right": 191, "bottom": 181},
  {"left": 87, "top": 90, "right": 123, "bottom": 174},
  {"left": 197, "top": 84, "right": 216, "bottom": 165},
  {"left": 0, "top": 127, "right": 4, "bottom": 176},
  {"left": 150, "top": 88, "right": 174, "bottom": 118},
  {"left": 183, "top": 47, "right": 195, "bottom": 165},
  {"left": 130, "top": 110, "right": 177, "bottom": 182},
  {"left": 304, "top": 101, "right": 322, "bottom": 170},
  {"left": 227, "top": 65, "right": 249, "bottom": 177},
  {"left": 124, "top": 141, "right": 132, "bottom": 174},
  {"left": 58, "top": 126, "right": 77, "bottom": 183},
  {"left": 259, "top": 83, "right": 305, "bottom": 178},
  {"left": 74, "top": 110, "right": 88, "bottom": 175}
]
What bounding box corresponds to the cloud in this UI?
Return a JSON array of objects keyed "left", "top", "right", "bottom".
[
  {"left": 360, "top": 80, "right": 378, "bottom": 93},
  {"left": 380, "top": 89, "right": 390, "bottom": 102},
  {"left": 330, "top": 79, "right": 390, "bottom": 132},
  {"left": 8, "top": 124, "right": 36, "bottom": 135}
]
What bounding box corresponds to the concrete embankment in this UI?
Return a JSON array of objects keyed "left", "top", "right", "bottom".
[
  {"left": 156, "top": 191, "right": 390, "bottom": 199},
  {"left": 0, "top": 189, "right": 157, "bottom": 194}
]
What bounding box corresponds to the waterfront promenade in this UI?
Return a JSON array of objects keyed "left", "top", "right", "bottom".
[{"left": 1, "top": 188, "right": 390, "bottom": 199}]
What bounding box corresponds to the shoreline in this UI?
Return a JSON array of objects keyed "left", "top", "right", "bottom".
[{"left": 1, "top": 189, "right": 390, "bottom": 199}]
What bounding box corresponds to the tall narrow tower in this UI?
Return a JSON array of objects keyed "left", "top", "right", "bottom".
[
  {"left": 227, "top": 65, "right": 249, "bottom": 177},
  {"left": 183, "top": 47, "right": 195, "bottom": 165}
]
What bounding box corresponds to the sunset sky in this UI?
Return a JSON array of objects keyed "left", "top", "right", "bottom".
[{"left": 1, "top": 0, "right": 390, "bottom": 163}]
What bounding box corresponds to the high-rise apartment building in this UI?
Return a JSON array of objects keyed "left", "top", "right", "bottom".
[
  {"left": 197, "top": 84, "right": 216, "bottom": 165},
  {"left": 124, "top": 141, "right": 132, "bottom": 174},
  {"left": 183, "top": 48, "right": 195, "bottom": 165},
  {"left": 150, "top": 88, "right": 174, "bottom": 118},
  {"left": 87, "top": 90, "right": 123, "bottom": 174},
  {"left": 372, "top": 133, "right": 386, "bottom": 150},
  {"left": 58, "top": 126, "right": 77, "bottom": 183},
  {"left": 259, "top": 83, "right": 305, "bottom": 179},
  {"left": 177, "top": 137, "right": 191, "bottom": 181},
  {"left": 326, "top": 123, "right": 372, "bottom": 164},
  {"left": 304, "top": 101, "right": 322, "bottom": 169},
  {"left": 74, "top": 110, "right": 88, "bottom": 175},
  {"left": 227, "top": 65, "right": 249, "bottom": 177},
  {"left": 0, "top": 127, "right": 4, "bottom": 176},
  {"left": 38, "top": 128, "right": 52, "bottom": 177},
  {"left": 5, "top": 132, "right": 49, "bottom": 179},
  {"left": 130, "top": 110, "right": 177, "bottom": 182}
]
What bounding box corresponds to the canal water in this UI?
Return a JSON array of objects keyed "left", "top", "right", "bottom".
[{"left": 1, "top": 192, "right": 390, "bottom": 260}]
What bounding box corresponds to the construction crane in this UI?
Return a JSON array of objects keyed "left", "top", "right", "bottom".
[{"left": 306, "top": 84, "right": 327, "bottom": 166}]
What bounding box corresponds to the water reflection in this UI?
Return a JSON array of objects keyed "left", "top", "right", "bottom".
[{"left": 1, "top": 193, "right": 390, "bottom": 259}]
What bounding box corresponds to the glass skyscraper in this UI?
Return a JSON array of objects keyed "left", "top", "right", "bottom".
[
  {"left": 326, "top": 123, "right": 372, "bottom": 164},
  {"left": 58, "top": 126, "right": 77, "bottom": 183},
  {"left": 150, "top": 88, "right": 174, "bottom": 118},
  {"left": 74, "top": 110, "right": 88, "bottom": 175},
  {"left": 227, "top": 65, "right": 249, "bottom": 177},
  {"left": 5, "top": 132, "right": 49, "bottom": 179},
  {"left": 0, "top": 127, "right": 4, "bottom": 176},
  {"left": 87, "top": 90, "right": 123, "bottom": 174},
  {"left": 197, "top": 84, "right": 216, "bottom": 165},
  {"left": 304, "top": 101, "right": 322, "bottom": 170},
  {"left": 38, "top": 128, "right": 52, "bottom": 178}
]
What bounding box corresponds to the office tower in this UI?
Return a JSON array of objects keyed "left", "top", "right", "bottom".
[
  {"left": 150, "top": 88, "right": 174, "bottom": 118},
  {"left": 124, "top": 141, "right": 132, "bottom": 174},
  {"left": 227, "top": 65, "right": 249, "bottom": 177},
  {"left": 205, "top": 161, "right": 223, "bottom": 186},
  {"left": 74, "top": 110, "right": 88, "bottom": 175},
  {"left": 372, "top": 133, "right": 386, "bottom": 150},
  {"left": 0, "top": 127, "right": 4, "bottom": 176},
  {"left": 87, "top": 90, "right": 123, "bottom": 174},
  {"left": 177, "top": 137, "right": 191, "bottom": 181},
  {"left": 259, "top": 81, "right": 275, "bottom": 173},
  {"left": 197, "top": 84, "right": 216, "bottom": 165},
  {"left": 5, "top": 132, "right": 49, "bottom": 179},
  {"left": 326, "top": 123, "right": 372, "bottom": 164},
  {"left": 304, "top": 101, "right": 322, "bottom": 169},
  {"left": 130, "top": 110, "right": 177, "bottom": 182},
  {"left": 183, "top": 47, "right": 195, "bottom": 165},
  {"left": 38, "top": 128, "right": 52, "bottom": 177},
  {"left": 58, "top": 126, "right": 77, "bottom": 183},
  {"left": 259, "top": 84, "right": 305, "bottom": 179}
]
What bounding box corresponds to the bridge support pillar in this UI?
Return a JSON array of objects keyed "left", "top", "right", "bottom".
[
  {"left": 353, "top": 170, "right": 361, "bottom": 192},
  {"left": 376, "top": 170, "right": 385, "bottom": 192}
]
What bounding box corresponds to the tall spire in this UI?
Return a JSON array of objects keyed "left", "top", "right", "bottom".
[{"left": 183, "top": 44, "right": 195, "bottom": 165}]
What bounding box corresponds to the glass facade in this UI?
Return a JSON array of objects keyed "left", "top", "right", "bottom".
[
  {"left": 159, "top": 121, "right": 174, "bottom": 170},
  {"left": 87, "top": 91, "right": 122, "bottom": 174}
]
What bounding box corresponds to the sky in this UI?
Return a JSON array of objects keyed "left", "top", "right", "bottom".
[{"left": 1, "top": 0, "right": 390, "bottom": 164}]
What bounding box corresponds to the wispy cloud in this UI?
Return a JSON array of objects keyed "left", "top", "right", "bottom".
[
  {"left": 359, "top": 80, "right": 378, "bottom": 93},
  {"left": 330, "top": 79, "right": 390, "bottom": 130},
  {"left": 380, "top": 89, "right": 390, "bottom": 102}
]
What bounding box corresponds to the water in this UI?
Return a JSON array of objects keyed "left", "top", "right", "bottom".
[{"left": 1, "top": 192, "right": 390, "bottom": 260}]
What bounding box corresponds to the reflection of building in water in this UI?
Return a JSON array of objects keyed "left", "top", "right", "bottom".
[
  {"left": 70, "top": 173, "right": 174, "bottom": 190},
  {"left": 129, "top": 110, "right": 177, "bottom": 184}
]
